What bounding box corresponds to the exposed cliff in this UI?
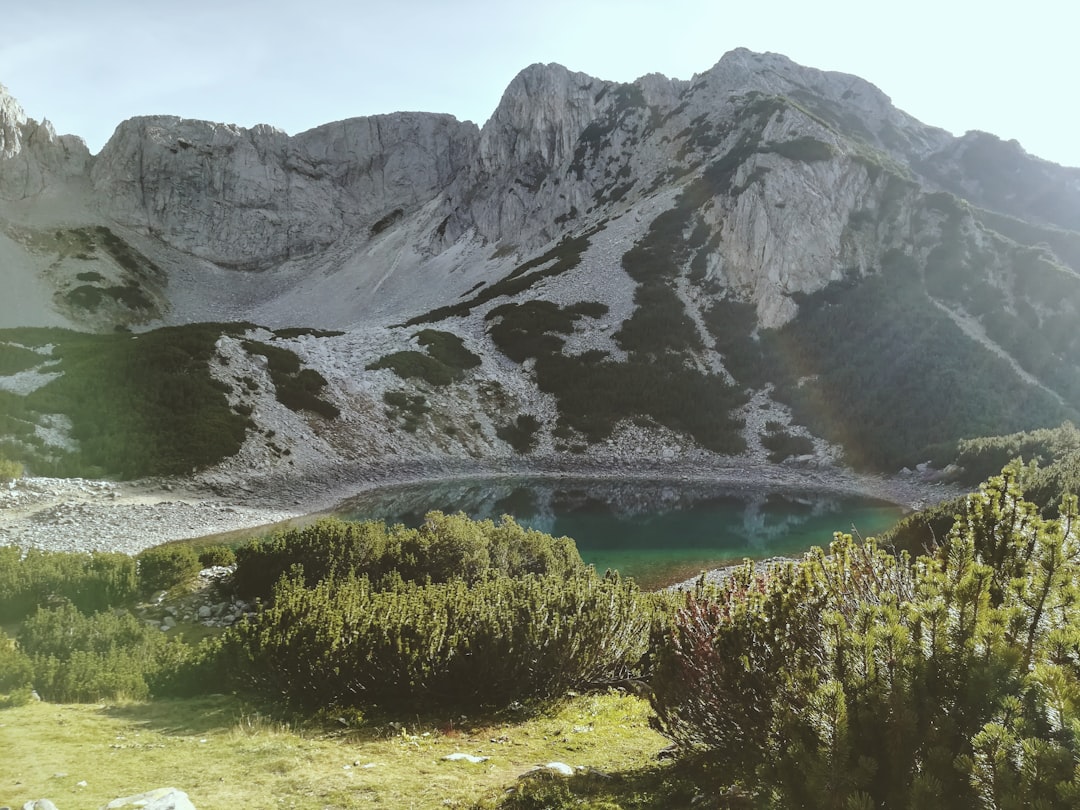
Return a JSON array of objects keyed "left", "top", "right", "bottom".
[{"left": 90, "top": 113, "right": 479, "bottom": 270}]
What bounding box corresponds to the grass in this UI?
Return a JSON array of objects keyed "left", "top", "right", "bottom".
[{"left": 0, "top": 692, "right": 667, "bottom": 810}]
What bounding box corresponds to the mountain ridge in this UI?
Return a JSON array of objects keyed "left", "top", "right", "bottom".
[{"left": 2, "top": 49, "right": 1080, "bottom": 481}]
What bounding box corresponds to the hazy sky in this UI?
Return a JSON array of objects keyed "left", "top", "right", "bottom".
[{"left": 1, "top": 0, "right": 1077, "bottom": 167}]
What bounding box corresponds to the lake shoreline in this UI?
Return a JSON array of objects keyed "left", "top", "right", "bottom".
[{"left": 0, "top": 455, "right": 969, "bottom": 559}]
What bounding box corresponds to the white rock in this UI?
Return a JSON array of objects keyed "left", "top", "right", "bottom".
[
  {"left": 441, "top": 753, "right": 489, "bottom": 764},
  {"left": 102, "top": 787, "right": 196, "bottom": 810}
]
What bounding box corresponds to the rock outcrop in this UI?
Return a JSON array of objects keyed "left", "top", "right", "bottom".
[
  {"left": 90, "top": 113, "right": 478, "bottom": 270},
  {"left": 0, "top": 83, "right": 89, "bottom": 201}
]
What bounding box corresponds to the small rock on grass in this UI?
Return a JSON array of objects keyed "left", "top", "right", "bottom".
[{"left": 441, "top": 753, "right": 489, "bottom": 763}]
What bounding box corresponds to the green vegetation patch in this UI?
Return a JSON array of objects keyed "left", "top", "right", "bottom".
[
  {"left": 416, "top": 329, "right": 481, "bottom": 371},
  {"left": 229, "top": 513, "right": 648, "bottom": 713},
  {"left": 702, "top": 248, "right": 1079, "bottom": 470},
  {"left": 0, "top": 342, "right": 44, "bottom": 376},
  {"left": 367, "top": 329, "right": 480, "bottom": 387},
  {"left": 0, "top": 546, "right": 137, "bottom": 622},
  {"left": 486, "top": 300, "right": 608, "bottom": 363},
  {"left": 383, "top": 389, "right": 430, "bottom": 432},
  {"left": 407, "top": 231, "right": 595, "bottom": 324},
  {"left": 487, "top": 300, "right": 746, "bottom": 453},
  {"left": 232, "top": 513, "right": 586, "bottom": 601},
  {"left": 0, "top": 324, "right": 252, "bottom": 479},
  {"left": 760, "top": 423, "right": 814, "bottom": 463},
  {"left": 761, "top": 135, "right": 835, "bottom": 162},
  {"left": 243, "top": 340, "right": 339, "bottom": 419},
  {"left": 271, "top": 326, "right": 345, "bottom": 339},
  {"left": 496, "top": 414, "right": 541, "bottom": 453}
]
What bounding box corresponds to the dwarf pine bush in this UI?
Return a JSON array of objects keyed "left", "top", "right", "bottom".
[
  {"left": 0, "top": 546, "right": 137, "bottom": 621},
  {"left": 230, "top": 569, "right": 649, "bottom": 712},
  {"left": 649, "top": 463, "right": 1080, "bottom": 808},
  {"left": 232, "top": 512, "right": 585, "bottom": 600}
]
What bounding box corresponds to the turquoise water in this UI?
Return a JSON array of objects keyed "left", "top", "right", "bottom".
[{"left": 337, "top": 478, "right": 905, "bottom": 589}]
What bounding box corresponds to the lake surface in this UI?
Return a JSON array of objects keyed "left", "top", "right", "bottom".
[{"left": 337, "top": 477, "right": 906, "bottom": 589}]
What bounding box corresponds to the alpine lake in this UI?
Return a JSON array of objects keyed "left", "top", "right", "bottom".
[{"left": 336, "top": 477, "right": 906, "bottom": 590}]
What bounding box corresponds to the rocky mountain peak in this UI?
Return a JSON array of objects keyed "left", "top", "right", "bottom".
[
  {"left": 0, "top": 86, "right": 90, "bottom": 200},
  {"left": 0, "top": 82, "right": 29, "bottom": 159},
  {"left": 478, "top": 62, "right": 608, "bottom": 171}
]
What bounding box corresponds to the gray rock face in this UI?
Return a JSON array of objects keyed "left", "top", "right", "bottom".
[
  {"left": 1, "top": 47, "right": 1079, "bottom": 335},
  {"left": 90, "top": 113, "right": 478, "bottom": 270},
  {"left": 0, "top": 83, "right": 28, "bottom": 159},
  {"left": 0, "top": 84, "right": 89, "bottom": 200}
]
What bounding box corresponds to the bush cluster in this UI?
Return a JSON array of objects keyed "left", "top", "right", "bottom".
[
  {"left": 197, "top": 544, "right": 237, "bottom": 568},
  {"left": 0, "top": 629, "right": 33, "bottom": 706},
  {"left": 0, "top": 453, "right": 23, "bottom": 482},
  {"left": 407, "top": 232, "right": 594, "bottom": 324},
  {"left": 650, "top": 464, "right": 1080, "bottom": 807},
  {"left": 0, "top": 323, "right": 252, "bottom": 479},
  {"left": 760, "top": 424, "right": 814, "bottom": 463},
  {"left": 228, "top": 513, "right": 653, "bottom": 712},
  {"left": 243, "top": 339, "right": 339, "bottom": 418},
  {"left": 232, "top": 570, "right": 648, "bottom": 712},
  {"left": 758, "top": 268, "right": 1074, "bottom": 470},
  {"left": 0, "top": 546, "right": 137, "bottom": 622},
  {"left": 496, "top": 414, "right": 541, "bottom": 453},
  {"left": 232, "top": 512, "right": 584, "bottom": 601},
  {"left": 136, "top": 545, "right": 202, "bottom": 595},
  {"left": 17, "top": 602, "right": 216, "bottom": 702},
  {"left": 367, "top": 329, "right": 481, "bottom": 387}
]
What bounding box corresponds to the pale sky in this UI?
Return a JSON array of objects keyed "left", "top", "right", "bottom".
[{"left": 1, "top": 0, "right": 1077, "bottom": 168}]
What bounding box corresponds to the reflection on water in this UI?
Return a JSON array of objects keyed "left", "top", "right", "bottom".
[{"left": 336, "top": 478, "right": 905, "bottom": 589}]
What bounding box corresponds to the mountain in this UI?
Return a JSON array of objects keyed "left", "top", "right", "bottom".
[{"left": 2, "top": 49, "right": 1080, "bottom": 483}]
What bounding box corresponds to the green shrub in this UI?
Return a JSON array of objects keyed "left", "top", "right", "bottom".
[
  {"left": 230, "top": 569, "right": 649, "bottom": 712},
  {"left": 137, "top": 545, "right": 201, "bottom": 595},
  {"left": 760, "top": 426, "right": 814, "bottom": 462},
  {"left": 761, "top": 136, "right": 835, "bottom": 162},
  {"left": 0, "top": 629, "right": 33, "bottom": 704},
  {"left": 367, "top": 350, "right": 457, "bottom": 386},
  {"left": 407, "top": 232, "right": 595, "bottom": 324},
  {"left": 243, "top": 340, "right": 339, "bottom": 418},
  {"left": 0, "top": 453, "right": 23, "bottom": 482},
  {"left": 19, "top": 603, "right": 193, "bottom": 703},
  {"left": 368, "top": 330, "right": 481, "bottom": 387},
  {"left": 758, "top": 268, "right": 1075, "bottom": 470},
  {"left": 0, "top": 342, "right": 43, "bottom": 376},
  {"left": 232, "top": 513, "right": 585, "bottom": 601},
  {"left": 497, "top": 414, "right": 541, "bottom": 453},
  {"left": 198, "top": 545, "right": 237, "bottom": 568},
  {"left": 415, "top": 330, "right": 481, "bottom": 372},
  {"left": 649, "top": 465, "right": 1080, "bottom": 807},
  {"left": 1, "top": 323, "right": 252, "bottom": 479},
  {"left": 0, "top": 547, "right": 137, "bottom": 622}
]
